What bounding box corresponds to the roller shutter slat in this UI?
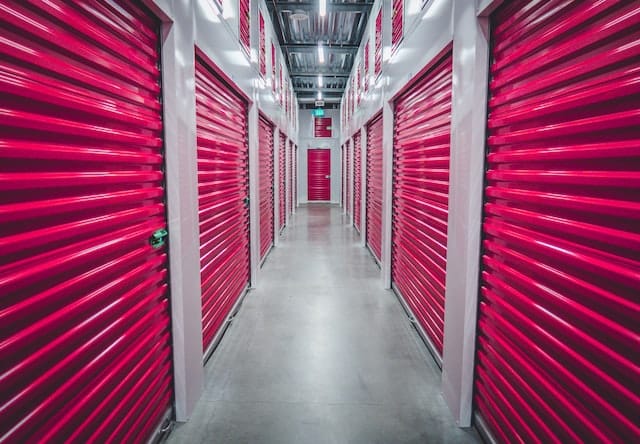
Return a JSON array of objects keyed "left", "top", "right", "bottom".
[
  {"left": 392, "top": 53, "right": 452, "bottom": 355},
  {"left": 475, "top": 1, "right": 640, "bottom": 442},
  {"left": 353, "top": 132, "right": 362, "bottom": 232},
  {"left": 0, "top": 2, "right": 171, "bottom": 441},
  {"left": 366, "top": 113, "right": 383, "bottom": 262},
  {"left": 259, "top": 115, "right": 275, "bottom": 259}
]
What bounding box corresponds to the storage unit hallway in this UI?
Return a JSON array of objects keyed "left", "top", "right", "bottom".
[{"left": 166, "top": 205, "right": 480, "bottom": 444}]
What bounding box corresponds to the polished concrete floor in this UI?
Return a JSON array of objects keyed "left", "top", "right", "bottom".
[{"left": 167, "top": 205, "right": 481, "bottom": 444}]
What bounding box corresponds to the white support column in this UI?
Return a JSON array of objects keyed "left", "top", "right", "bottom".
[
  {"left": 152, "top": 0, "right": 204, "bottom": 422},
  {"left": 359, "top": 126, "right": 368, "bottom": 247},
  {"left": 380, "top": 101, "right": 394, "bottom": 289},
  {"left": 442, "top": 0, "right": 491, "bottom": 427},
  {"left": 248, "top": 104, "right": 260, "bottom": 287},
  {"left": 273, "top": 127, "right": 281, "bottom": 246}
]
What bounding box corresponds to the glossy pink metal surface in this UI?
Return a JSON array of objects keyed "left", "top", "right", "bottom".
[
  {"left": 391, "top": 0, "right": 403, "bottom": 51},
  {"left": 293, "top": 144, "right": 298, "bottom": 211},
  {"left": 288, "top": 140, "right": 294, "bottom": 215},
  {"left": 375, "top": 9, "right": 382, "bottom": 77},
  {"left": 366, "top": 113, "right": 383, "bottom": 262},
  {"left": 259, "top": 12, "right": 266, "bottom": 77},
  {"left": 307, "top": 149, "right": 331, "bottom": 201},
  {"left": 271, "top": 42, "right": 277, "bottom": 94},
  {"left": 0, "top": 1, "right": 172, "bottom": 442},
  {"left": 195, "top": 55, "right": 250, "bottom": 351},
  {"left": 279, "top": 133, "right": 286, "bottom": 230},
  {"left": 392, "top": 52, "right": 452, "bottom": 356},
  {"left": 475, "top": 1, "right": 640, "bottom": 442},
  {"left": 353, "top": 132, "right": 362, "bottom": 233},
  {"left": 239, "top": 0, "right": 250, "bottom": 54},
  {"left": 346, "top": 140, "right": 352, "bottom": 216},
  {"left": 259, "top": 115, "right": 275, "bottom": 259},
  {"left": 364, "top": 41, "right": 370, "bottom": 92},
  {"left": 314, "top": 117, "right": 332, "bottom": 138}
]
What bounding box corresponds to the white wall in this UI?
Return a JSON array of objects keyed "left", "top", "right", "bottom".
[{"left": 298, "top": 108, "right": 342, "bottom": 203}]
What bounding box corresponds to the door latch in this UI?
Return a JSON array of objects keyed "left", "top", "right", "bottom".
[
  {"left": 243, "top": 197, "right": 250, "bottom": 207},
  {"left": 325, "top": 175, "right": 331, "bottom": 179},
  {"left": 149, "top": 228, "right": 168, "bottom": 249}
]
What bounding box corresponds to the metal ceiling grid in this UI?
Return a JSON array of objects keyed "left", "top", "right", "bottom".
[{"left": 267, "top": 0, "right": 374, "bottom": 104}]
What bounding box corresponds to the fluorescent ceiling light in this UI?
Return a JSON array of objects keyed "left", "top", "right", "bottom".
[
  {"left": 318, "top": 44, "right": 325, "bottom": 64},
  {"left": 318, "top": 75, "right": 323, "bottom": 87},
  {"left": 319, "top": 0, "right": 326, "bottom": 17},
  {"left": 317, "top": 91, "right": 322, "bottom": 100}
]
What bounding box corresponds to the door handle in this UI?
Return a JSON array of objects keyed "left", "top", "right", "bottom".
[{"left": 325, "top": 175, "right": 330, "bottom": 179}]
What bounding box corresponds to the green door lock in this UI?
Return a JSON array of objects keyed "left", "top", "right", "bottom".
[{"left": 150, "top": 228, "right": 168, "bottom": 249}]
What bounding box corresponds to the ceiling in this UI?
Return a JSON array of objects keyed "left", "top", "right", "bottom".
[{"left": 267, "top": 0, "right": 374, "bottom": 105}]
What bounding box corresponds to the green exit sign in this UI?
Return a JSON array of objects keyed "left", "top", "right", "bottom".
[{"left": 311, "top": 108, "right": 325, "bottom": 117}]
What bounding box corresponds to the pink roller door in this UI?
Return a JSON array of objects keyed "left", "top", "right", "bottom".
[
  {"left": 353, "top": 132, "right": 362, "bottom": 232},
  {"left": 293, "top": 144, "right": 298, "bottom": 209},
  {"left": 366, "top": 113, "right": 383, "bottom": 262},
  {"left": 475, "top": 1, "right": 640, "bottom": 442},
  {"left": 0, "top": 1, "right": 172, "bottom": 441},
  {"left": 288, "top": 140, "right": 294, "bottom": 215},
  {"left": 279, "top": 133, "right": 286, "bottom": 231},
  {"left": 258, "top": 115, "right": 274, "bottom": 260},
  {"left": 307, "top": 149, "right": 331, "bottom": 201},
  {"left": 392, "top": 52, "right": 452, "bottom": 356},
  {"left": 346, "top": 141, "right": 352, "bottom": 215},
  {"left": 195, "top": 54, "right": 250, "bottom": 353}
]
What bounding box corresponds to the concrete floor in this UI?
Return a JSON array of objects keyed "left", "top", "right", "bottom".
[{"left": 166, "top": 205, "right": 481, "bottom": 444}]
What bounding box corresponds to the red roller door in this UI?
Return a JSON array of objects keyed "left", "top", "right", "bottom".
[
  {"left": 353, "top": 131, "right": 362, "bottom": 232},
  {"left": 258, "top": 115, "right": 274, "bottom": 260},
  {"left": 307, "top": 149, "right": 331, "bottom": 201},
  {"left": 293, "top": 144, "right": 298, "bottom": 210},
  {"left": 195, "top": 55, "right": 250, "bottom": 353},
  {"left": 341, "top": 144, "right": 345, "bottom": 207},
  {"left": 288, "top": 140, "right": 293, "bottom": 215},
  {"left": 475, "top": 2, "right": 640, "bottom": 442},
  {"left": 0, "top": 2, "right": 172, "bottom": 442},
  {"left": 279, "top": 133, "right": 286, "bottom": 231},
  {"left": 346, "top": 141, "right": 352, "bottom": 215},
  {"left": 391, "top": 52, "right": 452, "bottom": 356},
  {"left": 366, "top": 114, "right": 383, "bottom": 262}
]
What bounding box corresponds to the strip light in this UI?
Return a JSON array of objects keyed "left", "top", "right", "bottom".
[
  {"left": 318, "top": 75, "right": 323, "bottom": 87},
  {"left": 318, "top": 43, "right": 325, "bottom": 64},
  {"left": 319, "top": 0, "right": 326, "bottom": 17},
  {"left": 317, "top": 91, "right": 322, "bottom": 100}
]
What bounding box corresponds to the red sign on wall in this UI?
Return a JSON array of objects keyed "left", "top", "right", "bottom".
[{"left": 314, "top": 117, "right": 332, "bottom": 138}]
